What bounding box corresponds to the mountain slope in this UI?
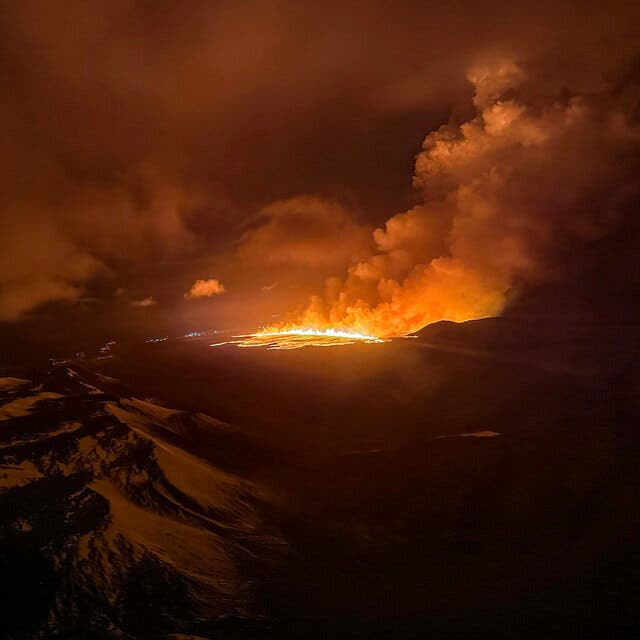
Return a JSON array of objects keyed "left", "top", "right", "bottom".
[{"left": 0, "top": 367, "right": 283, "bottom": 639}]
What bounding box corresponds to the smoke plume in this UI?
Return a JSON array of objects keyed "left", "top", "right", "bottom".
[{"left": 282, "top": 60, "right": 640, "bottom": 337}]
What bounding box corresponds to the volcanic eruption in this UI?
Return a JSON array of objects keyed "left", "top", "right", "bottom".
[{"left": 233, "top": 59, "right": 639, "bottom": 349}]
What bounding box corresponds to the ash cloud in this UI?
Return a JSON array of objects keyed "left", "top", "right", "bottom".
[
  {"left": 288, "top": 60, "right": 640, "bottom": 336},
  {"left": 237, "top": 196, "right": 371, "bottom": 269}
]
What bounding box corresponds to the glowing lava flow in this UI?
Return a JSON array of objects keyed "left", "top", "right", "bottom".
[{"left": 210, "top": 327, "right": 385, "bottom": 350}]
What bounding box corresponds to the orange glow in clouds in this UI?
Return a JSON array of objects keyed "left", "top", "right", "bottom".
[{"left": 216, "top": 58, "right": 636, "bottom": 350}]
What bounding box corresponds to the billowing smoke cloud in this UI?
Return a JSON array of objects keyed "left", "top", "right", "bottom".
[
  {"left": 185, "top": 279, "right": 226, "bottom": 299},
  {"left": 282, "top": 60, "right": 640, "bottom": 337},
  {"left": 237, "top": 196, "right": 371, "bottom": 268}
]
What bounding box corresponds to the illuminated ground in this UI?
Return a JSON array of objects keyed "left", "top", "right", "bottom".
[{"left": 211, "top": 327, "right": 386, "bottom": 350}]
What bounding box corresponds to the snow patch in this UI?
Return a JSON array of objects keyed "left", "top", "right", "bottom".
[
  {"left": 0, "top": 460, "right": 43, "bottom": 490},
  {"left": 0, "top": 377, "right": 31, "bottom": 393},
  {"left": 0, "top": 392, "right": 63, "bottom": 420}
]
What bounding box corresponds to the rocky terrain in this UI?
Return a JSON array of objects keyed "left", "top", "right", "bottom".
[
  {"left": 0, "top": 368, "right": 283, "bottom": 639},
  {"left": 2, "top": 316, "right": 640, "bottom": 638}
]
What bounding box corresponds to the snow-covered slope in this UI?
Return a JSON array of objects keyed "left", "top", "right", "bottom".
[{"left": 0, "top": 368, "right": 283, "bottom": 638}]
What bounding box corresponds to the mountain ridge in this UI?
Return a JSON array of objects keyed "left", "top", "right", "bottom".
[{"left": 0, "top": 366, "right": 284, "bottom": 639}]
